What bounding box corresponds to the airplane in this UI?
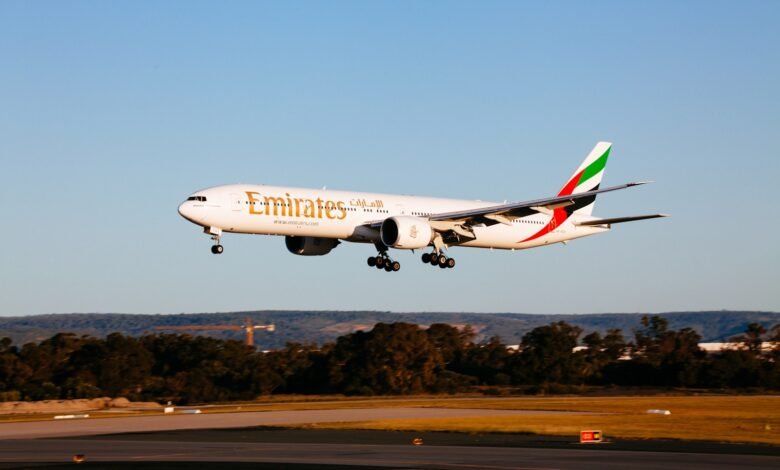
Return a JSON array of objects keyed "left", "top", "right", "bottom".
[{"left": 178, "top": 142, "right": 667, "bottom": 272}]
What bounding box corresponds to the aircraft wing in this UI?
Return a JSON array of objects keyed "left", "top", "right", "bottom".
[
  {"left": 429, "top": 181, "right": 651, "bottom": 225},
  {"left": 364, "top": 182, "right": 653, "bottom": 243}
]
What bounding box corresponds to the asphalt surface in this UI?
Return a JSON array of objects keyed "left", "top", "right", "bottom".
[
  {"left": 0, "top": 438, "right": 779, "bottom": 469},
  {"left": 0, "top": 407, "right": 777, "bottom": 469},
  {"left": 0, "top": 407, "right": 577, "bottom": 439}
]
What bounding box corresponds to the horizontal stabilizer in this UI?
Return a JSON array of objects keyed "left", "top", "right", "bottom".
[{"left": 575, "top": 214, "right": 669, "bottom": 226}]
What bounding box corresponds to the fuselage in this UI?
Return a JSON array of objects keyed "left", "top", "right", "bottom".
[{"left": 177, "top": 184, "right": 608, "bottom": 250}]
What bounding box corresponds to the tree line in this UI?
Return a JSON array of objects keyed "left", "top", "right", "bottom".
[{"left": 1, "top": 316, "right": 779, "bottom": 404}]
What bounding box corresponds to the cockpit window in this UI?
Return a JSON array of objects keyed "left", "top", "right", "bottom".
[{"left": 187, "top": 196, "right": 207, "bottom": 202}]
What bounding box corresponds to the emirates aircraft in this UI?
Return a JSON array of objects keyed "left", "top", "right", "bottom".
[{"left": 178, "top": 142, "right": 666, "bottom": 272}]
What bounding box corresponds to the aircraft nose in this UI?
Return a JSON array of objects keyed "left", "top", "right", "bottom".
[{"left": 178, "top": 201, "right": 195, "bottom": 221}]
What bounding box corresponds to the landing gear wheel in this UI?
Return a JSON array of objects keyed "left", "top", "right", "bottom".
[
  {"left": 375, "top": 256, "right": 386, "bottom": 268},
  {"left": 421, "top": 253, "right": 431, "bottom": 263},
  {"left": 430, "top": 255, "right": 439, "bottom": 266},
  {"left": 211, "top": 244, "right": 224, "bottom": 254},
  {"left": 367, "top": 257, "right": 377, "bottom": 267},
  {"left": 446, "top": 258, "right": 456, "bottom": 268},
  {"left": 384, "top": 263, "right": 393, "bottom": 272},
  {"left": 437, "top": 254, "right": 447, "bottom": 266},
  {"left": 391, "top": 261, "right": 401, "bottom": 271}
]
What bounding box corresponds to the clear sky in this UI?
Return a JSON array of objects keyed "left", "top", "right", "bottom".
[{"left": 1, "top": 1, "right": 778, "bottom": 316}]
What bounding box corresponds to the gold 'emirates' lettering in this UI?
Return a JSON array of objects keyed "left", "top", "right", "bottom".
[{"left": 246, "top": 192, "right": 347, "bottom": 220}]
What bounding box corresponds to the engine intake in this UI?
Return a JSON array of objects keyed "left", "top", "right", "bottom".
[
  {"left": 285, "top": 236, "right": 340, "bottom": 256},
  {"left": 380, "top": 216, "right": 434, "bottom": 249}
]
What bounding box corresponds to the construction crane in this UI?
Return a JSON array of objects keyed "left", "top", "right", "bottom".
[{"left": 154, "top": 317, "right": 275, "bottom": 347}]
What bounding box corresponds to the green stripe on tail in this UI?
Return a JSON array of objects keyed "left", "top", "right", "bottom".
[{"left": 577, "top": 147, "right": 610, "bottom": 188}]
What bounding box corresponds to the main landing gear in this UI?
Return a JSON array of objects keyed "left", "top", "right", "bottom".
[
  {"left": 367, "top": 253, "right": 401, "bottom": 272},
  {"left": 421, "top": 251, "right": 456, "bottom": 269}
]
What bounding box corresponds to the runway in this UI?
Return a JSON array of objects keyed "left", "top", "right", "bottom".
[
  {"left": 0, "top": 437, "right": 778, "bottom": 469},
  {"left": 0, "top": 407, "right": 577, "bottom": 439},
  {"left": 0, "top": 407, "right": 777, "bottom": 469}
]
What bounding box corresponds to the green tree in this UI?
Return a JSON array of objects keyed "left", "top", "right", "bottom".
[
  {"left": 513, "top": 321, "right": 583, "bottom": 385},
  {"left": 426, "top": 323, "right": 474, "bottom": 365},
  {"left": 458, "top": 336, "right": 512, "bottom": 386},
  {"left": 631, "top": 316, "right": 705, "bottom": 386},
  {"left": 19, "top": 333, "right": 92, "bottom": 400},
  {"left": 705, "top": 322, "right": 777, "bottom": 389},
  {"left": 580, "top": 331, "right": 605, "bottom": 382},
  {"left": 732, "top": 322, "right": 767, "bottom": 355},
  {"left": 766, "top": 324, "right": 780, "bottom": 388},
  {"left": 271, "top": 343, "right": 330, "bottom": 394},
  {"left": 0, "top": 338, "right": 31, "bottom": 401},
  {"left": 328, "top": 323, "right": 444, "bottom": 395},
  {"left": 704, "top": 349, "right": 762, "bottom": 388},
  {"left": 603, "top": 329, "right": 627, "bottom": 361}
]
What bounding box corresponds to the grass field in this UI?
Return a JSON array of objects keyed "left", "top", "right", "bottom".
[
  {"left": 288, "top": 396, "right": 780, "bottom": 446},
  {"left": 2, "top": 394, "right": 779, "bottom": 445}
]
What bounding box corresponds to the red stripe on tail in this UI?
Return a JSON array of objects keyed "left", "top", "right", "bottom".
[{"left": 558, "top": 169, "right": 584, "bottom": 197}]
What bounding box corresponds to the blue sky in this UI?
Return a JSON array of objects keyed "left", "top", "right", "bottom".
[{"left": 1, "top": 1, "right": 778, "bottom": 316}]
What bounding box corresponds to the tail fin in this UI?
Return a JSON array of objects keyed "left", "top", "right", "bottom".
[{"left": 558, "top": 141, "right": 611, "bottom": 216}]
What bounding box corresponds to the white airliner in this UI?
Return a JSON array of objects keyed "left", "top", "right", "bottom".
[{"left": 178, "top": 142, "right": 666, "bottom": 272}]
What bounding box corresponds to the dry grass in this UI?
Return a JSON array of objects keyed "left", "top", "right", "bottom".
[
  {"left": 2, "top": 394, "right": 779, "bottom": 445},
  {"left": 295, "top": 396, "right": 780, "bottom": 445}
]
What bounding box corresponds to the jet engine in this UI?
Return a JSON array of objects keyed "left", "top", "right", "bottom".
[
  {"left": 380, "top": 216, "right": 434, "bottom": 249},
  {"left": 285, "top": 236, "right": 340, "bottom": 256}
]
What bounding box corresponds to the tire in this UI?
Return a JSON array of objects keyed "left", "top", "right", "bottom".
[
  {"left": 446, "top": 258, "right": 456, "bottom": 268},
  {"left": 421, "top": 253, "right": 431, "bottom": 263},
  {"left": 367, "top": 257, "right": 376, "bottom": 267},
  {"left": 384, "top": 264, "right": 392, "bottom": 272},
  {"left": 437, "top": 254, "right": 447, "bottom": 265},
  {"left": 376, "top": 257, "right": 385, "bottom": 267},
  {"left": 392, "top": 261, "right": 401, "bottom": 271},
  {"left": 439, "top": 262, "right": 448, "bottom": 269}
]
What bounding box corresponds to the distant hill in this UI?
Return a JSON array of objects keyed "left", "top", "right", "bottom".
[{"left": 1, "top": 310, "right": 778, "bottom": 348}]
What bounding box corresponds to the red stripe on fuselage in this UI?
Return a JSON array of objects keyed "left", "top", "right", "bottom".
[
  {"left": 520, "top": 168, "right": 582, "bottom": 243},
  {"left": 520, "top": 207, "right": 569, "bottom": 243}
]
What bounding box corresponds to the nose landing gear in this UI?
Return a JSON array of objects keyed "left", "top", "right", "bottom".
[{"left": 202, "top": 227, "right": 224, "bottom": 255}]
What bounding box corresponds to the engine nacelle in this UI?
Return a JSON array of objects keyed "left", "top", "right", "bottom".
[
  {"left": 285, "top": 236, "right": 340, "bottom": 256},
  {"left": 380, "top": 216, "right": 434, "bottom": 249}
]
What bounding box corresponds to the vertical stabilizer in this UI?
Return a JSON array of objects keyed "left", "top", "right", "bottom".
[{"left": 558, "top": 142, "right": 611, "bottom": 216}]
